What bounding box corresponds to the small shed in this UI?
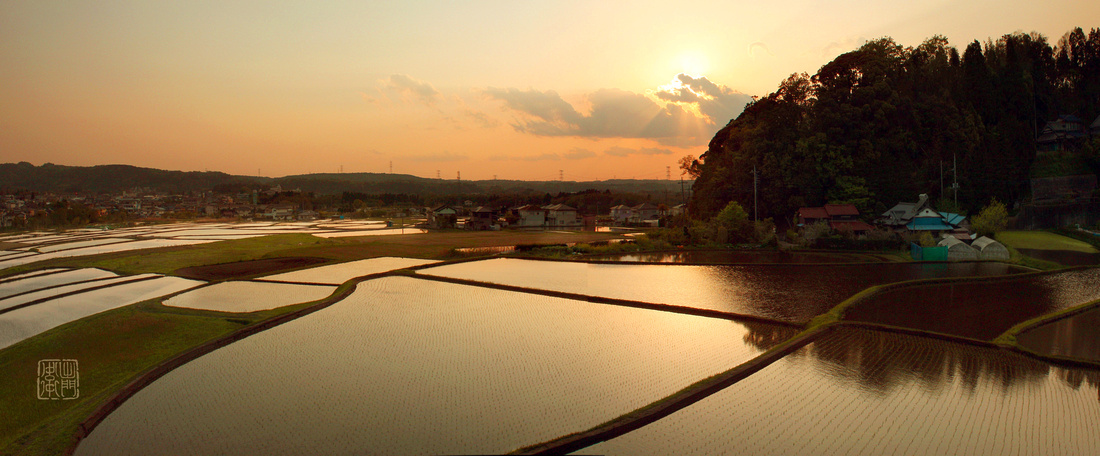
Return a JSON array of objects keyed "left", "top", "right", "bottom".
[
  {"left": 972, "top": 236, "right": 1010, "bottom": 260},
  {"left": 937, "top": 236, "right": 978, "bottom": 260}
]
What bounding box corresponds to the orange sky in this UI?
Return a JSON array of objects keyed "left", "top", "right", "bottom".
[{"left": 2, "top": 1, "right": 1097, "bottom": 181}]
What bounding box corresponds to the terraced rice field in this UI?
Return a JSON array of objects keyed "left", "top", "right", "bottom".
[
  {"left": 312, "top": 228, "right": 427, "bottom": 238},
  {"left": 163, "top": 281, "right": 336, "bottom": 312},
  {"left": 34, "top": 238, "right": 131, "bottom": 253},
  {"left": 0, "top": 275, "right": 157, "bottom": 313},
  {"left": 582, "top": 327, "right": 1100, "bottom": 455},
  {"left": 0, "top": 221, "right": 439, "bottom": 272},
  {"left": 0, "top": 275, "right": 204, "bottom": 349},
  {"left": 257, "top": 257, "right": 437, "bottom": 284},
  {"left": 0, "top": 239, "right": 218, "bottom": 269},
  {"left": 845, "top": 268, "right": 1100, "bottom": 339},
  {"left": 1017, "top": 306, "right": 1100, "bottom": 362},
  {"left": 588, "top": 250, "right": 891, "bottom": 263},
  {"left": 0, "top": 268, "right": 70, "bottom": 281},
  {"left": 75, "top": 276, "right": 798, "bottom": 455},
  {"left": 420, "top": 259, "right": 1023, "bottom": 323},
  {"left": 0, "top": 268, "right": 118, "bottom": 299}
]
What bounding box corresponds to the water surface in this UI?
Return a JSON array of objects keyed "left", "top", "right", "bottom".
[
  {"left": 588, "top": 250, "right": 889, "bottom": 264},
  {"left": 76, "top": 276, "right": 797, "bottom": 455},
  {"left": 583, "top": 327, "right": 1100, "bottom": 455},
  {"left": 422, "top": 259, "right": 1023, "bottom": 323},
  {"left": 846, "top": 268, "right": 1100, "bottom": 339},
  {"left": 1017, "top": 305, "right": 1100, "bottom": 362}
]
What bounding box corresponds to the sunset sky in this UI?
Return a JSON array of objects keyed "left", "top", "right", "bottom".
[{"left": 2, "top": 1, "right": 1096, "bottom": 181}]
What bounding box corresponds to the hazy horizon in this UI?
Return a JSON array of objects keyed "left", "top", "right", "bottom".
[{"left": 3, "top": 1, "right": 1096, "bottom": 181}]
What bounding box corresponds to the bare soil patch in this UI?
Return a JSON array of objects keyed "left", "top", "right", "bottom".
[{"left": 172, "top": 257, "right": 328, "bottom": 281}]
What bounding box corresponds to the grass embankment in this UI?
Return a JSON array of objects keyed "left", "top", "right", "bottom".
[
  {"left": 997, "top": 230, "right": 1100, "bottom": 253},
  {"left": 995, "top": 230, "right": 1099, "bottom": 270},
  {"left": 0, "top": 297, "right": 322, "bottom": 455}
]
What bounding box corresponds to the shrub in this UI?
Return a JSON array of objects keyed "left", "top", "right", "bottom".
[
  {"left": 970, "top": 198, "right": 1008, "bottom": 237},
  {"left": 800, "top": 221, "right": 831, "bottom": 246}
]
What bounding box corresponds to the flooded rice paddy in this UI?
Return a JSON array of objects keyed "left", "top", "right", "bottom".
[
  {"left": 0, "top": 274, "right": 148, "bottom": 313},
  {"left": 1017, "top": 306, "right": 1100, "bottom": 363},
  {"left": 0, "top": 275, "right": 203, "bottom": 349},
  {"left": 75, "top": 276, "right": 797, "bottom": 455},
  {"left": 845, "top": 268, "right": 1100, "bottom": 340},
  {"left": 0, "top": 221, "right": 437, "bottom": 271},
  {"left": 588, "top": 250, "right": 891, "bottom": 264},
  {"left": 163, "top": 281, "right": 336, "bottom": 312},
  {"left": 420, "top": 259, "right": 1024, "bottom": 323},
  {"left": 0, "top": 268, "right": 69, "bottom": 282},
  {"left": 311, "top": 228, "right": 427, "bottom": 237},
  {"left": 583, "top": 327, "right": 1100, "bottom": 456},
  {"left": 0, "top": 268, "right": 118, "bottom": 300},
  {"left": 257, "top": 257, "right": 437, "bottom": 284}
]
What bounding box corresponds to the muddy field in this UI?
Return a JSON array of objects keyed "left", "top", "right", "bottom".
[{"left": 172, "top": 257, "right": 329, "bottom": 281}]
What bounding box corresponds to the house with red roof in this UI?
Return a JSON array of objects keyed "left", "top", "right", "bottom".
[{"left": 797, "top": 204, "right": 875, "bottom": 234}]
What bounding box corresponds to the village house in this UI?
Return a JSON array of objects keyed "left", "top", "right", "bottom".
[
  {"left": 514, "top": 204, "right": 547, "bottom": 228},
  {"left": 543, "top": 203, "right": 581, "bottom": 227},
  {"left": 427, "top": 205, "right": 457, "bottom": 229},
  {"left": 465, "top": 207, "right": 498, "bottom": 230},
  {"left": 1036, "top": 115, "right": 1089, "bottom": 152},
  {"left": 609, "top": 204, "right": 633, "bottom": 225},
  {"left": 797, "top": 203, "right": 874, "bottom": 234}
]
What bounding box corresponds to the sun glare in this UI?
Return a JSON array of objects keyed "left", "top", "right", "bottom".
[{"left": 679, "top": 52, "right": 709, "bottom": 76}]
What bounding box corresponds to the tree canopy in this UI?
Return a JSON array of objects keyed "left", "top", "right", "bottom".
[{"left": 689, "top": 27, "right": 1100, "bottom": 226}]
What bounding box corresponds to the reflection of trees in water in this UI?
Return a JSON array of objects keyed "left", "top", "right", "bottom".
[
  {"left": 1057, "top": 368, "right": 1100, "bottom": 402},
  {"left": 1018, "top": 306, "right": 1100, "bottom": 363},
  {"left": 798, "top": 327, "right": 1100, "bottom": 401},
  {"left": 738, "top": 320, "right": 801, "bottom": 352},
  {"left": 846, "top": 269, "right": 1100, "bottom": 340}
]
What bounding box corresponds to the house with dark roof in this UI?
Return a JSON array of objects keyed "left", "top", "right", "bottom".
[
  {"left": 880, "top": 194, "right": 930, "bottom": 228},
  {"left": 543, "top": 203, "right": 581, "bottom": 227},
  {"left": 1037, "top": 115, "right": 1089, "bottom": 152},
  {"left": 513, "top": 204, "right": 547, "bottom": 228},
  {"left": 428, "top": 205, "right": 457, "bottom": 229},
  {"left": 466, "top": 206, "right": 498, "bottom": 231}
]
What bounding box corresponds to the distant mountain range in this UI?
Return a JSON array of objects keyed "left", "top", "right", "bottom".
[{"left": 0, "top": 162, "right": 686, "bottom": 196}]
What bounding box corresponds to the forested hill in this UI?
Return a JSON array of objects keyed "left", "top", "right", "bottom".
[
  {"left": 0, "top": 162, "right": 682, "bottom": 197},
  {"left": 0, "top": 162, "right": 266, "bottom": 194},
  {"left": 688, "top": 27, "right": 1100, "bottom": 222}
]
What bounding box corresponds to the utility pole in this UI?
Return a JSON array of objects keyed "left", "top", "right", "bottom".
[
  {"left": 952, "top": 154, "right": 959, "bottom": 208},
  {"left": 436, "top": 170, "right": 441, "bottom": 179},
  {"left": 752, "top": 165, "right": 758, "bottom": 222},
  {"left": 680, "top": 177, "right": 686, "bottom": 205},
  {"left": 389, "top": 161, "right": 393, "bottom": 174},
  {"left": 457, "top": 171, "right": 461, "bottom": 181}
]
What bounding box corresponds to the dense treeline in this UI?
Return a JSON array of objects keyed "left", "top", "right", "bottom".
[{"left": 688, "top": 27, "right": 1100, "bottom": 225}]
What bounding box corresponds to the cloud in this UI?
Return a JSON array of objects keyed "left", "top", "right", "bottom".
[
  {"left": 482, "top": 87, "right": 585, "bottom": 135},
  {"left": 401, "top": 151, "right": 467, "bottom": 162},
  {"left": 604, "top": 146, "right": 673, "bottom": 157},
  {"left": 463, "top": 109, "right": 499, "bottom": 128},
  {"left": 485, "top": 74, "right": 750, "bottom": 146},
  {"left": 489, "top": 148, "right": 596, "bottom": 161},
  {"left": 563, "top": 147, "right": 596, "bottom": 159},
  {"left": 384, "top": 74, "right": 440, "bottom": 105},
  {"left": 748, "top": 42, "right": 773, "bottom": 57},
  {"left": 651, "top": 74, "right": 753, "bottom": 128},
  {"left": 818, "top": 36, "right": 868, "bottom": 58}
]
